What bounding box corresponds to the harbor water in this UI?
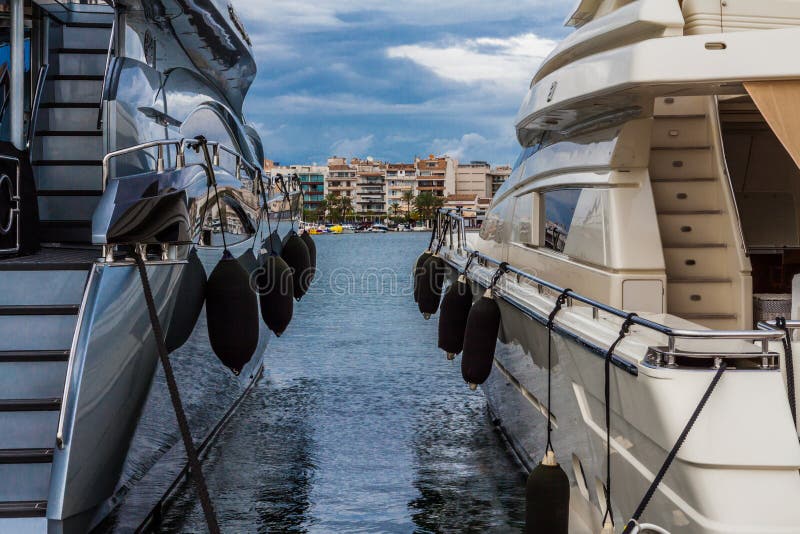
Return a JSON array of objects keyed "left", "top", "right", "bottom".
[{"left": 146, "top": 232, "right": 525, "bottom": 532}]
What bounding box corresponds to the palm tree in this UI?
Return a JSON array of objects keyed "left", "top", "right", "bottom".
[
  {"left": 413, "top": 192, "right": 444, "bottom": 225},
  {"left": 324, "top": 193, "right": 342, "bottom": 222},
  {"left": 401, "top": 190, "right": 414, "bottom": 222},
  {"left": 339, "top": 195, "right": 353, "bottom": 222}
]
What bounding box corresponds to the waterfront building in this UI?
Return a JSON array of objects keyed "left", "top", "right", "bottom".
[
  {"left": 455, "top": 161, "right": 490, "bottom": 197},
  {"left": 386, "top": 163, "right": 417, "bottom": 215},
  {"left": 354, "top": 157, "right": 387, "bottom": 217},
  {"left": 456, "top": 161, "right": 512, "bottom": 198},
  {"left": 487, "top": 165, "right": 511, "bottom": 196},
  {"left": 326, "top": 157, "right": 357, "bottom": 200},
  {"left": 269, "top": 163, "right": 328, "bottom": 212},
  {"left": 415, "top": 154, "right": 456, "bottom": 198}
]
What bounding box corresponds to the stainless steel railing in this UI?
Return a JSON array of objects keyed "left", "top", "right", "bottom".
[
  {"left": 435, "top": 208, "right": 784, "bottom": 368},
  {"left": 97, "top": 7, "right": 115, "bottom": 130},
  {"left": 101, "top": 137, "right": 263, "bottom": 191}
]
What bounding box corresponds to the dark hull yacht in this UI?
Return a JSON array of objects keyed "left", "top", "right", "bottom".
[{"left": 0, "top": 1, "right": 299, "bottom": 531}]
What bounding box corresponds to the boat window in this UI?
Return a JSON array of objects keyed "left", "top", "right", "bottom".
[
  {"left": 511, "top": 193, "right": 534, "bottom": 246},
  {"left": 479, "top": 196, "right": 513, "bottom": 244},
  {"left": 543, "top": 189, "right": 581, "bottom": 253}
]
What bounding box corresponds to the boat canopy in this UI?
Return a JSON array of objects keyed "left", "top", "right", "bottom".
[{"left": 745, "top": 81, "right": 800, "bottom": 172}]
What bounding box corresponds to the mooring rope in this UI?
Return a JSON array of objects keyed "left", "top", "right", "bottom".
[
  {"left": 134, "top": 252, "right": 221, "bottom": 534},
  {"left": 462, "top": 250, "right": 479, "bottom": 276},
  {"left": 488, "top": 262, "right": 509, "bottom": 292},
  {"left": 427, "top": 217, "right": 438, "bottom": 252},
  {"left": 621, "top": 362, "right": 728, "bottom": 534},
  {"left": 544, "top": 288, "right": 571, "bottom": 454},
  {"left": 776, "top": 316, "right": 797, "bottom": 427},
  {"left": 601, "top": 312, "right": 638, "bottom": 528},
  {"left": 435, "top": 218, "right": 451, "bottom": 255}
]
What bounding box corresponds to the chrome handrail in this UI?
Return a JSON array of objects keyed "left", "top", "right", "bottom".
[
  {"left": 101, "top": 138, "right": 262, "bottom": 190},
  {"left": 26, "top": 63, "right": 48, "bottom": 150},
  {"left": 436, "top": 208, "right": 785, "bottom": 355},
  {"left": 97, "top": 8, "right": 115, "bottom": 130}
]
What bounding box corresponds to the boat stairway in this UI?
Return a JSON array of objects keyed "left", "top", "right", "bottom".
[
  {"left": 650, "top": 96, "right": 748, "bottom": 330},
  {"left": 0, "top": 247, "right": 94, "bottom": 531},
  {"left": 33, "top": 20, "right": 112, "bottom": 245}
]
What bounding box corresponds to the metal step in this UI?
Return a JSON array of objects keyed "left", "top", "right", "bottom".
[
  {"left": 0, "top": 500, "right": 47, "bottom": 518},
  {"left": 38, "top": 220, "right": 92, "bottom": 244},
  {"left": 0, "top": 269, "right": 88, "bottom": 306},
  {"left": 33, "top": 132, "right": 104, "bottom": 162},
  {"left": 63, "top": 25, "right": 111, "bottom": 49},
  {"left": 0, "top": 449, "right": 53, "bottom": 464},
  {"left": 0, "top": 309, "right": 79, "bottom": 351},
  {"left": 0, "top": 358, "right": 69, "bottom": 400},
  {"left": 0, "top": 463, "right": 52, "bottom": 502},
  {"left": 38, "top": 195, "right": 101, "bottom": 222},
  {"left": 42, "top": 78, "right": 102, "bottom": 105},
  {"left": 33, "top": 162, "right": 103, "bottom": 191},
  {"left": 37, "top": 105, "right": 99, "bottom": 132}
]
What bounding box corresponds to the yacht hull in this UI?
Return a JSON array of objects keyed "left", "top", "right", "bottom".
[{"left": 442, "top": 264, "right": 800, "bottom": 534}]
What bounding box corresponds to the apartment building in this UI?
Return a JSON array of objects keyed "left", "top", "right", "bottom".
[
  {"left": 415, "top": 154, "right": 456, "bottom": 197},
  {"left": 487, "top": 165, "right": 512, "bottom": 196},
  {"left": 386, "top": 163, "right": 417, "bottom": 214},
  {"left": 268, "top": 163, "right": 328, "bottom": 210},
  {"left": 456, "top": 161, "right": 512, "bottom": 198},
  {"left": 354, "top": 157, "right": 387, "bottom": 215},
  {"left": 456, "top": 161, "right": 491, "bottom": 197},
  {"left": 326, "top": 156, "right": 357, "bottom": 200}
]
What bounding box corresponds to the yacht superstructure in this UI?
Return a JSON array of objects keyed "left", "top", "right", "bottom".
[
  {"left": 431, "top": 1, "right": 800, "bottom": 531},
  {"left": 0, "top": 1, "right": 299, "bottom": 532}
]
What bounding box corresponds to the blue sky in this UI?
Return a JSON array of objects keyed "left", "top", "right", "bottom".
[{"left": 236, "top": 0, "right": 575, "bottom": 166}]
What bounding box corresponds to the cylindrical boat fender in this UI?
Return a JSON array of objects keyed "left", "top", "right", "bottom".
[
  {"left": 165, "top": 247, "right": 207, "bottom": 353},
  {"left": 525, "top": 451, "right": 570, "bottom": 534},
  {"left": 413, "top": 251, "right": 432, "bottom": 303},
  {"left": 417, "top": 255, "right": 446, "bottom": 319},
  {"left": 461, "top": 288, "right": 501, "bottom": 387},
  {"left": 438, "top": 275, "right": 473, "bottom": 359},
  {"left": 256, "top": 254, "right": 294, "bottom": 336},
  {"left": 300, "top": 230, "right": 317, "bottom": 282},
  {"left": 205, "top": 250, "right": 259, "bottom": 374},
  {"left": 281, "top": 232, "right": 312, "bottom": 300}
]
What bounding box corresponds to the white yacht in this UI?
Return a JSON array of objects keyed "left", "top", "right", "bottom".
[{"left": 432, "top": 1, "right": 800, "bottom": 532}]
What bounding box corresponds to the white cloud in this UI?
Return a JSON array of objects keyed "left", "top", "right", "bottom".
[
  {"left": 386, "top": 33, "right": 557, "bottom": 87},
  {"left": 430, "top": 132, "right": 516, "bottom": 163},
  {"left": 330, "top": 135, "right": 375, "bottom": 158},
  {"left": 234, "top": 0, "right": 574, "bottom": 30}
]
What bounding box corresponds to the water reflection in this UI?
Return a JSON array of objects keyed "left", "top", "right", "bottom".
[{"left": 139, "top": 233, "right": 525, "bottom": 532}]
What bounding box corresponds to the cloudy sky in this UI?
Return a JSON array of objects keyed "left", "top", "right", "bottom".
[{"left": 235, "top": 0, "right": 575, "bottom": 166}]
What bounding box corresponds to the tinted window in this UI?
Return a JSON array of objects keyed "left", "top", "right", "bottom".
[
  {"left": 479, "top": 197, "right": 513, "bottom": 243},
  {"left": 544, "top": 189, "right": 580, "bottom": 253},
  {"left": 511, "top": 193, "right": 533, "bottom": 245}
]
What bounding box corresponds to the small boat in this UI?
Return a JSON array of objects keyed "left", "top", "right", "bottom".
[
  {"left": 427, "top": 2, "right": 800, "bottom": 532},
  {"left": 370, "top": 224, "right": 389, "bottom": 233},
  {"left": 328, "top": 224, "right": 344, "bottom": 234}
]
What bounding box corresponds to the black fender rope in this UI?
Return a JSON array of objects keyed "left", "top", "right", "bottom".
[
  {"left": 134, "top": 253, "right": 221, "bottom": 534},
  {"left": 602, "top": 312, "right": 638, "bottom": 528},
  {"left": 622, "top": 362, "right": 728, "bottom": 534},
  {"left": 427, "top": 217, "right": 438, "bottom": 251},
  {"left": 544, "top": 288, "right": 571, "bottom": 454},
  {"left": 776, "top": 317, "right": 797, "bottom": 428}
]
